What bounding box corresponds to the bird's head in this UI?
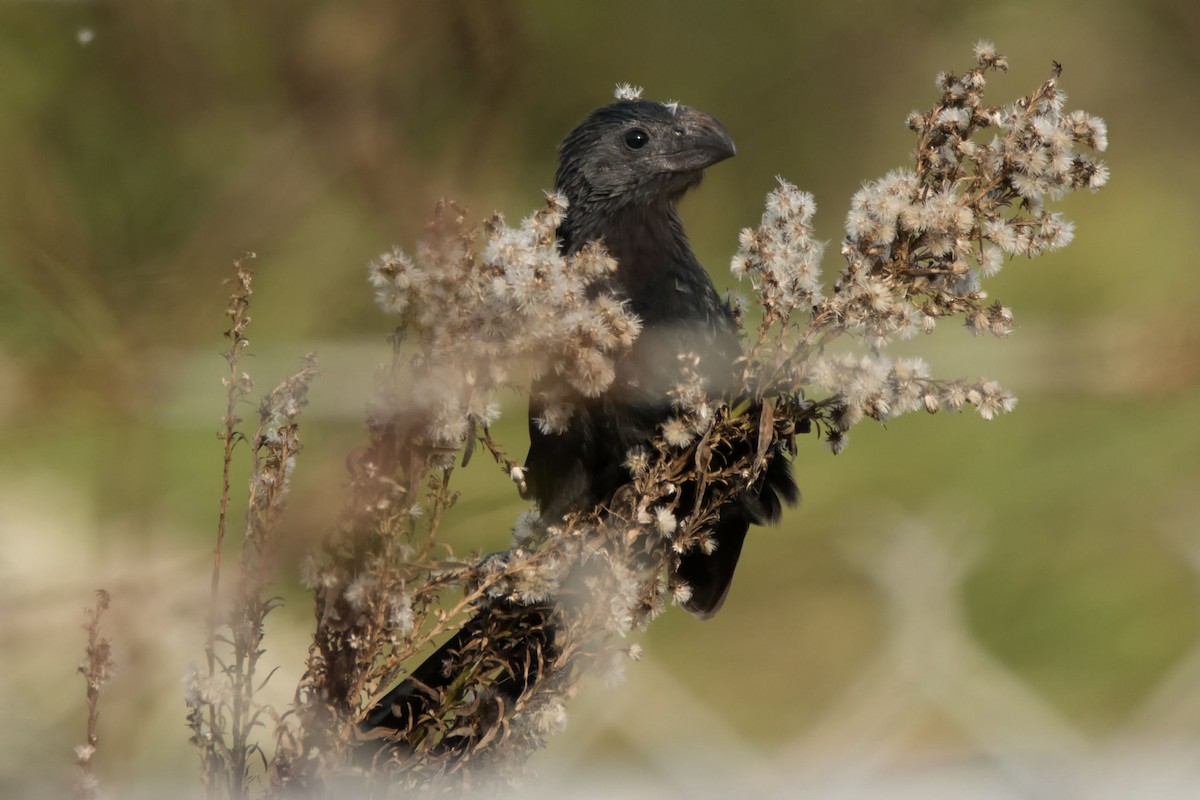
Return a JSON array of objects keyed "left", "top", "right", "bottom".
[{"left": 556, "top": 100, "right": 736, "bottom": 212}]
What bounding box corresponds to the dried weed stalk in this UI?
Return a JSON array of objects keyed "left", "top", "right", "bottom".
[
  {"left": 187, "top": 257, "right": 319, "bottom": 799},
  {"left": 74, "top": 589, "right": 114, "bottom": 800}
]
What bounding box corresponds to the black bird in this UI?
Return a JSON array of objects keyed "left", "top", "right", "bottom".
[
  {"left": 525, "top": 98, "right": 796, "bottom": 616},
  {"left": 362, "top": 98, "right": 796, "bottom": 742}
]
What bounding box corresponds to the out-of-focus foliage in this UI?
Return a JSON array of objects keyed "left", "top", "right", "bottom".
[{"left": 1, "top": 2, "right": 1198, "bottom": 797}]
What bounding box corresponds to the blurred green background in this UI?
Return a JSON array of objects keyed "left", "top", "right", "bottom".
[{"left": 3, "top": 1, "right": 1199, "bottom": 795}]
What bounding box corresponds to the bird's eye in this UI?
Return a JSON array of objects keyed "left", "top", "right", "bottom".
[{"left": 624, "top": 128, "right": 649, "bottom": 149}]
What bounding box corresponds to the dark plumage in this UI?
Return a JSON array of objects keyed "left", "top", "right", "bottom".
[
  {"left": 526, "top": 99, "right": 796, "bottom": 617},
  {"left": 362, "top": 98, "right": 796, "bottom": 743}
]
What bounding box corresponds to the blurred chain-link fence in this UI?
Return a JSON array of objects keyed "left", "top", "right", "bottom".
[{"left": 536, "top": 518, "right": 1200, "bottom": 799}]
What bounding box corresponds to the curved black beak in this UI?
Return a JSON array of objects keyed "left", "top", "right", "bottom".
[{"left": 662, "top": 106, "right": 736, "bottom": 172}]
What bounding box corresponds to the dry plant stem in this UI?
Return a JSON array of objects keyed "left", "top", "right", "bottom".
[
  {"left": 209, "top": 255, "right": 255, "bottom": 797},
  {"left": 75, "top": 589, "right": 113, "bottom": 800},
  {"left": 191, "top": 259, "right": 318, "bottom": 799},
  {"left": 225, "top": 356, "right": 318, "bottom": 799}
]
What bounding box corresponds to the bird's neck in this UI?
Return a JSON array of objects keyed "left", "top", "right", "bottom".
[{"left": 562, "top": 200, "right": 699, "bottom": 317}]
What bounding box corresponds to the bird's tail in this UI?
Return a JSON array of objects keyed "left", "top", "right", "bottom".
[{"left": 678, "top": 436, "right": 798, "bottom": 618}]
